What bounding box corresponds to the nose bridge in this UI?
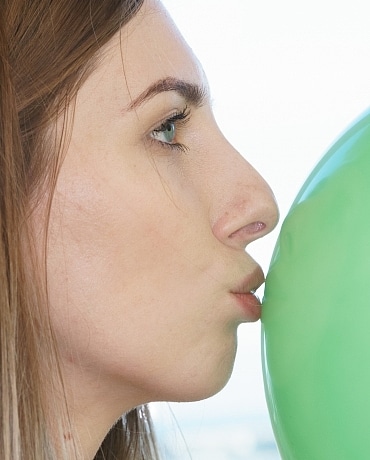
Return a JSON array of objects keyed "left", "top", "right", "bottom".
[{"left": 209, "top": 140, "right": 279, "bottom": 248}]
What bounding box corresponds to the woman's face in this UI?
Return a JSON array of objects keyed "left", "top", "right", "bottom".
[{"left": 46, "top": 0, "right": 278, "bottom": 415}]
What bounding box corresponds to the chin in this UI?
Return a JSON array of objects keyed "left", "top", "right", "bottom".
[
  {"left": 174, "top": 376, "right": 233, "bottom": 405},
  {"left": 168, "top": 356, "right": 237, "bottom": 404},
  {"left": 187, "top": 343, "right": 238, "bottom": 401},
  {"left": 141, "top": 336, "right": 239, "bottom": 404}
]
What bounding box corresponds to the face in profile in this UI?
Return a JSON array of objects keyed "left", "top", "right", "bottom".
[{"left": 45, "top": 0, "right": 278, "bottom": 421}]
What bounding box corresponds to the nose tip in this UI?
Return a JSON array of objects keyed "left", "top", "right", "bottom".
[{"left": 212, "top": 181, "right": 279, "bottom": 250}]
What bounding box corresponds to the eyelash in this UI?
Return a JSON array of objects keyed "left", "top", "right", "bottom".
[{"left": 150, "top": 106, "right": 191, "bottom": 153}]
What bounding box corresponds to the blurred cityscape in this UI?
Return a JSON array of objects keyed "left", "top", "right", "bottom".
[{"left": 154, "top": 409, "right": 279, "bottom": 460}]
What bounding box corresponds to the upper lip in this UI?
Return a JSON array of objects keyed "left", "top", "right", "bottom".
[{"left": 230, "top": 265, "right": 265, "bottom": 295}]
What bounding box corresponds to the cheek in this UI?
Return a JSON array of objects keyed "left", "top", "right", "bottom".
[
  {"left": 46, "top": 171, "right": 166, "bottom": 327},
  {"left": 45, "top": 160, "right": 237, "bottom": 402}
]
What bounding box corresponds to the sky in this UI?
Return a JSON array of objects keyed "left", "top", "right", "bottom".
[{"left": 152, "top": 1, "right": 370, "bottom": 458}]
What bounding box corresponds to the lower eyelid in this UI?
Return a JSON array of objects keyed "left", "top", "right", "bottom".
[{"left": 149, "top": 137, "right": 189, "bottom": 154}]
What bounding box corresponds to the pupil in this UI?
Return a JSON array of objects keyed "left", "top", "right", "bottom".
[{"left": 165, "top": 123, "right": 175, "bottom": 141}]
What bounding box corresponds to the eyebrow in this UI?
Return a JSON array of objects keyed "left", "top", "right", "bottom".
[{"left": 125, "top": 77, "right": 208, "bottom": 111}]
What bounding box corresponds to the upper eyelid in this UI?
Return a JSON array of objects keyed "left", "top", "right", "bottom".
[
  {"left": 128, "top": 85, "right": 212, "bottom": 135},
  {"left": 150, "top": 106, "right": 190, "bottom": 133}
]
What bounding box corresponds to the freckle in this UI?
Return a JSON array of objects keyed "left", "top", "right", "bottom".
[{"left": 64, "top": 432, "right": 73, "bottom": 441}]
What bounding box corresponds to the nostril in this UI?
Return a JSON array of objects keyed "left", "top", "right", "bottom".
[{"left": 229, "top": 221, "right": 266, "bottom": 239}]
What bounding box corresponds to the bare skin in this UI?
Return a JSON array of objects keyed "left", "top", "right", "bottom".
[{"left": 44, "top": 0, "right": 278, "bottom": 457}]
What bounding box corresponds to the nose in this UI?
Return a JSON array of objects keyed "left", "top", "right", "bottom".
[{"left": 210, "top": 137, "right": 279, "bottom": 250}]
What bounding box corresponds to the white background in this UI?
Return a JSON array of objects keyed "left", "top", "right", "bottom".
[{"left": 153, "top": 1, "right": 370, "bottom": 458}]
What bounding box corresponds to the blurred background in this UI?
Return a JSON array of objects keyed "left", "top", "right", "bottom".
[{"left": 152, "top": 1, "right": 370, "bottom": 458}]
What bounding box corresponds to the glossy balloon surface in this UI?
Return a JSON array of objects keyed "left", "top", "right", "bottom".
[{"left": 262, "top": 109, "right": 370, "bottom": 459}]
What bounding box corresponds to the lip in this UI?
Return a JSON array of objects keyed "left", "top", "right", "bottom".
[
  {"left": 232, "top": 292, "right": 262, "bottom": 321},
  {"left": 231, "top": 266, "right": 265, "bottom": 321}
]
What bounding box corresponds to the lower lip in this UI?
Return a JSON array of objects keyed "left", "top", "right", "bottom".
[{"left": 232, "top": 292, "right": 261, "bottom": 321}]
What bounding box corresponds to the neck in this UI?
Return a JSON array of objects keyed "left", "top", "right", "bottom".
[{"left": 53, "top": 362, "right": 149, "bottom": 459}]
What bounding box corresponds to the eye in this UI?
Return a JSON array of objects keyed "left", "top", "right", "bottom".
[
  {"left": 151, "top": 120, "right": 176, "bottom": 144},
  {"left": 150, "top": 106, "right": 190, "bottom": 153}
]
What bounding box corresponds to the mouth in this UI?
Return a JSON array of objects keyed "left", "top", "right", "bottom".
[{"left": 230, "top": 266, "right": 265, "bottom": 321}]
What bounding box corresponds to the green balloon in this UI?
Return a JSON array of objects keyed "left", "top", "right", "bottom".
[{"left": 262, "top": 109, "right": 370, "bottom": 459}]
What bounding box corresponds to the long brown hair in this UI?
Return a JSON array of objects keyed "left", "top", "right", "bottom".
[{"left": 0, "top": 0, "right": 160, "bottom": 458}]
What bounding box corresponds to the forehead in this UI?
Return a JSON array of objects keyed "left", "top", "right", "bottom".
[{"left": 84, "top": 0, "right": 205, "bottom": 110}]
